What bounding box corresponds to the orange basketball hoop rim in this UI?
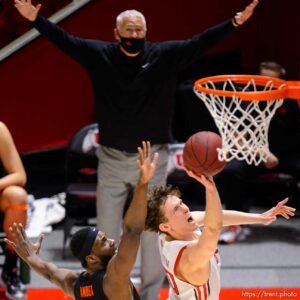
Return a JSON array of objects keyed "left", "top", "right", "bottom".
[{"left": 194, "top": 75, "right": 300, "bottom": 101}]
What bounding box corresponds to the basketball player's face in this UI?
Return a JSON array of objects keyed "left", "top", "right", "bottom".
[
  {"left": 91, "top": 231, "right": 117, "bottom": 262},
  {"left": 160, "top": 195, "right": 197, "bottom": 235}
]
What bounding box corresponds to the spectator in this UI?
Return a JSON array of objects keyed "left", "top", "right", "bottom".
[{"left": 0, "top": 121, "right": 27, "bottom": 300}]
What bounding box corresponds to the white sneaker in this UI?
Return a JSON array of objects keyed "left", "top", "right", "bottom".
[{"left": 219, "top": 225, "right": 246, "bottom": 244}]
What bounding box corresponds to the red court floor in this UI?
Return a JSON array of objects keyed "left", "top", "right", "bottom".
[{"left": 1, "top": 288, "right": 299, "bottom": 300}]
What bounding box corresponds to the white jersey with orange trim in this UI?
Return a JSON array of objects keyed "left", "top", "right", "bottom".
[{"left": 158, "top": 230, "right": 221, "bottom": 300}]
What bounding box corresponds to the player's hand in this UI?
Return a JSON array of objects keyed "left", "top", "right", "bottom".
[
  {"left": 263, "top": 152, "right": 279, "bottom": 169},
  {"left": 14, "top": 0, "right": 42, "bottom": 22},
  {"left": 233, "top": 0, "right": 258, "bottom": 26},
  {"left": 137, "top": 141, "right": 159, "bottom": 185},
  {"left": 184, "top": 167, "right": 216, "bottom": 191},
  {"left": 4, "top": 223, "right": 44, "bottom": 261},
  {"left": 260, "top": 198, "right": 296, "bottom": 225}
]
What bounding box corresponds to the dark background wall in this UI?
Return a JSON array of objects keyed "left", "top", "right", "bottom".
[{"left": 0, "top": 0, "right": 299, "bottom": 153}]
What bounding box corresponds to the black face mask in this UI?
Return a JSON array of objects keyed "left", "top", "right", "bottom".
[{"left": 119, "top": 36, "right": 145, "bottom": 54}]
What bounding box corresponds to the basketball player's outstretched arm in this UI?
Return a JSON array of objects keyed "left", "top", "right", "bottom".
[
  {"left": 221, "top": 198, "right": 296, "bottom": 225},
  {"left": 105, "top": 142, "right": 159, "bottom": 285},
  {"left": 192, "top": 198, "right": 295, "bottom": 226},
  {"left": 177, "top": 172, "right": 222, "bottom": 285},
  {"left": 5, "top": 223, "right": 78, "bottom": 298}
]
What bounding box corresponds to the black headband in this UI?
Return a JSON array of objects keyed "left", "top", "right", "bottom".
[{"left": 78, "top": 227, "right": 99, "bottom": 261}]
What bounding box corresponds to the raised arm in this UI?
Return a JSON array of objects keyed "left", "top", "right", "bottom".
[
  {"left": 14, "top": 0, "right": 97, "bottom": 66},
  {"left": 14, "top": 0, "right": 41, "bottom": 21},
  {"left": 106, "top": 141, "right": 158, "bottom": 281},
  {"left": 163, "top": 0, "right": 258, "bottom": 69},
  {"left": 179, "top": 171, "right": 222, "bottom": 284},
  {"left": 0, "top": 122, "right": 26, "bottom": 191},
  {"left": 5, "top": 223, "right": 78, "bottom": 297}
]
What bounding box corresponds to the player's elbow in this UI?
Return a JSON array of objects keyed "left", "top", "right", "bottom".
[
  {"left": 123, "top": 222, "right": 144, "bottom": 235},
  {"left": 205, "top": 221, "right": 223, "bottom": 232}
]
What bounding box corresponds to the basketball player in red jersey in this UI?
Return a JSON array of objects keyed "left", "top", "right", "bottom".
[
  {"left": 146, "top": 170, "right": 295, "bottom": 300},
  {"left": 5, "top": 141, "right": 158, "bottom": 300}
]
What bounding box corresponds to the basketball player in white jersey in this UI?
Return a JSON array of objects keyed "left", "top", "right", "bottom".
[{"left": 146, "top": 170, "right": 295, "bottom": 300}]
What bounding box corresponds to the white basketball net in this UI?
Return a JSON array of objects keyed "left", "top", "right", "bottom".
[{"left": 194, "top": 78, "right": 285, "bottom": 166}]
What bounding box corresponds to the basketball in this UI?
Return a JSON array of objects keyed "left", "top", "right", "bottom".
[{"left": 183, "top": 131, "right": 227, "bottom": 177}]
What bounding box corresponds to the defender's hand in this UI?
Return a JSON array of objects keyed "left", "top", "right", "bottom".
[
  {"left": 4, "top": 223, "right": 44, "bottom": 261},
  {"left": 137, "top": 141, "right": 159, "bottom": 185}
]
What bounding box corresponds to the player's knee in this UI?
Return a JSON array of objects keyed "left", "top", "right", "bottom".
[{"left": 2, "top": 186, "right": 28, "bottom": 206}]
